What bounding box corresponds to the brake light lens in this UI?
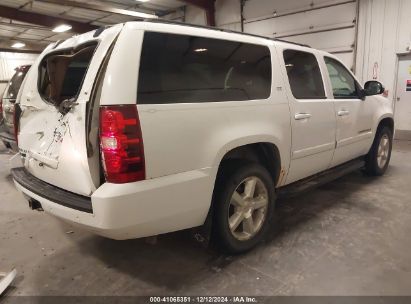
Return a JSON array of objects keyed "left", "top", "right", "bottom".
[
  {"left": 13, "top": 103, "right": 21, "bottom": 145},
  {"left": 99, "top": 105, "right": 145, "bottom": 183}
]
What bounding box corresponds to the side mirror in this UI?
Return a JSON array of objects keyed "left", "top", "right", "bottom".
[{"left": 364, "top": 81, "right": 385, "bottom": 96}]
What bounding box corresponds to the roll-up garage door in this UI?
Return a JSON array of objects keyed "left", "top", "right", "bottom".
[{"left": 243, "top": 0, "right": 358, "bottom": 70}]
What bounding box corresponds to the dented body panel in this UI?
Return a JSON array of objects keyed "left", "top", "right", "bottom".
[{"left": 17, "top": 24, "right": 123, "bottom": 196}]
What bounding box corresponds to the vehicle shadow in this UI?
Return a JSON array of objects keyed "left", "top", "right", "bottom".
[
  {"left": 27, "top": 167, "right": 387, "bottom": 295},
  {"left": 4, "top": 173, "right": 14, "bottom": 185},
  {"left": 267, "top": 169, "right": 380, "bottom": 243},
  {"left": 75, "top": 170, "right": 380, "bottom": 291}
]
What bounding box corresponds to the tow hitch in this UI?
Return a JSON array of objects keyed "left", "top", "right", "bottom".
[{"left": 28, "top": 199, "right": 43, "bottom": 211}]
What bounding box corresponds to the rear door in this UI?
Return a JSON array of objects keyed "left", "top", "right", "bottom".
[
  {"left": 17, "top": 25, "right": 123, "bottom": 196},
  {"left": 280, "top": 48, "right": 336, "bottom": 184}
]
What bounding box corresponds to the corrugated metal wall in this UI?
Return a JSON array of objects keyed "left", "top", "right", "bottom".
[
  {"left": 185, "top": 0, "right": 411, "bottom": 106},
  {"left": 356, "top": 0, "right": 411, "bottom": 104},
  {"left": 213, "top": 0, "right": 358, "bottom": 69},
  {"left": 0, "top": 52, "right": 38, "bottom": 81}
]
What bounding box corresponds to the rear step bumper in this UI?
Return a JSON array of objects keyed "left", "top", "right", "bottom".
[
  {"left": 11, "top": 167, "right": 92, "bottom": 213},
  {"left": 11, "top": 166, "right": 213, "bottom": 240}
]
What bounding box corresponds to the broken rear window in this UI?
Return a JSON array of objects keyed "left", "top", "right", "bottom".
[{"left": 38, "top": 43, "right": 97, "bottom": 106}]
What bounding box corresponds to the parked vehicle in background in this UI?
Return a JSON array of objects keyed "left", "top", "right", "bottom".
[
  {"left": 10, "top": 21, "right": 394, "bottom": 253},
  {"left": 0, "top": 65, "right": 31, "bottom": 151}
]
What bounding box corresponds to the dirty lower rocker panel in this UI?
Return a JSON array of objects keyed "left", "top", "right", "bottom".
[{"left": 11, "top": 167, "right": 93, "bottom": 213}]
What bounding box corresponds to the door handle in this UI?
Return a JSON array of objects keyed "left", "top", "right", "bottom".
[
  {"left": 337, "top": 110, "right": 350, "bottom": 117},
  {"left": 294, "top": 113, "right": 312, "bottom": 120}
]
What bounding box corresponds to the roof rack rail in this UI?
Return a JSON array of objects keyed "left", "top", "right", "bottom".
[{"left": 137, "top": 18, "right": 311, "bottom": 48}]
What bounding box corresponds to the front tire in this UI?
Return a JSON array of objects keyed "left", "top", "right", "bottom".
[
  {"left": 212, "top": 162, "right": 276, "bottom": 254},
  {"left": 365, "top": 126, "right": 393, "bottom": 176}
]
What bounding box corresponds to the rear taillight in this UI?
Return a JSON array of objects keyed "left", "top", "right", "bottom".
[
  {"left": 99, "top": 105, "right": 145, "bottom": 184},
  {"left": 13, "top": 103, "right": 21, "bottom": 145}
]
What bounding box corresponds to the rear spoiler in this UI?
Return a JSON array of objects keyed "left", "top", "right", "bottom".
[{"left": 51, "top": 25, "right": 113, "bottom": 51}]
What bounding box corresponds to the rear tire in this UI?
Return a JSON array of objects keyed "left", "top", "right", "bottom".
[
  {"left": 365, "top": 126, "right": 393, "bottom": 176},
  {"left": 212, "top": 162, "right": 276, "bottom": 254}
]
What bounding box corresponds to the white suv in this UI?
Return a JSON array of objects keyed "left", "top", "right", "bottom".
[{"left": 11, "top": 21, "right": 394, "bottom": 253}]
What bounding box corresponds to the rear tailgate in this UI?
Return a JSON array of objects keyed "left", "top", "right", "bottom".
[{"left": 17, "top": 24, "right": 123, "bottom": 196}]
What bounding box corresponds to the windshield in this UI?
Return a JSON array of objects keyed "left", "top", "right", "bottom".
[{"left": 4, "top": 66, "right": 30, "bottom": 100}]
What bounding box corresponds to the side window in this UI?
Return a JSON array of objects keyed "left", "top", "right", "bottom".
[
  {"left": 137, "top": 32, "right": 272, "bottom": 104},
  {"left": 5, "top": 68, "right": 29, "bottom": 99},
  {"left": 283, "top": 49, "right": 326, "bottom": 99},
  {"left": 324, "top": 57, "right": 359, "bottom": 99}
]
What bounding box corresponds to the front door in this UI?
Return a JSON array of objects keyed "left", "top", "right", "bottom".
[
  {"left": 280, "top": 49, "right": 336, "bottom": 184},
  {"left": 323, "top": 56, "right": 374, "bottom": 167},
  {"left": 394, "top": 54, "right": 411, "bottom": 140}
]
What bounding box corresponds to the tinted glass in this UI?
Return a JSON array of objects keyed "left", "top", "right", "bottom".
[
  {"left": 283, "top": 50, "right": 326, "bottom": 99},
  {"left": 137, "top": 32, "right": 272, "bottom": 104},
  {"left": 60, "top": 60, "right": 90, "bottom": 98},
  {"left": 5, "top": 67, "right": 30, "bottom": 100},
  {"left": 325, "top": 57, "right": 359, "bottom": 99}
]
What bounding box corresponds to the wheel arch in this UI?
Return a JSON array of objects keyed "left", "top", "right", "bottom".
[
  {"left": 203, "top": 141, "right": 281, "bottom": 246},
  {"left": 215, "top": 141, "right": 282, "bottom": 187},
  {"left": 377, "top": 116, "right": 394, "bottom": 133}
]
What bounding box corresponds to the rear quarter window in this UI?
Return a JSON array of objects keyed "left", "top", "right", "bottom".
[{"left": 137, "top": 32, "right": 272, "bottom": 104}]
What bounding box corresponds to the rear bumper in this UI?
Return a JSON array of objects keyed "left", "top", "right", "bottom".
[
  {"left": 12, "top": 166, "right": 214, "bottom": 240},
  {"left": 11, "top": 167, "right": 92, "bottom": 213}
]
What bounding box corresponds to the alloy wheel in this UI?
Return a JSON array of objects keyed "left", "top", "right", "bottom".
[
  {"left": 377, "top": 134, "right": 390, "bottom": 169},
  {"left": 227, "top": 176, "right": 269, "bottom": 241}
]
